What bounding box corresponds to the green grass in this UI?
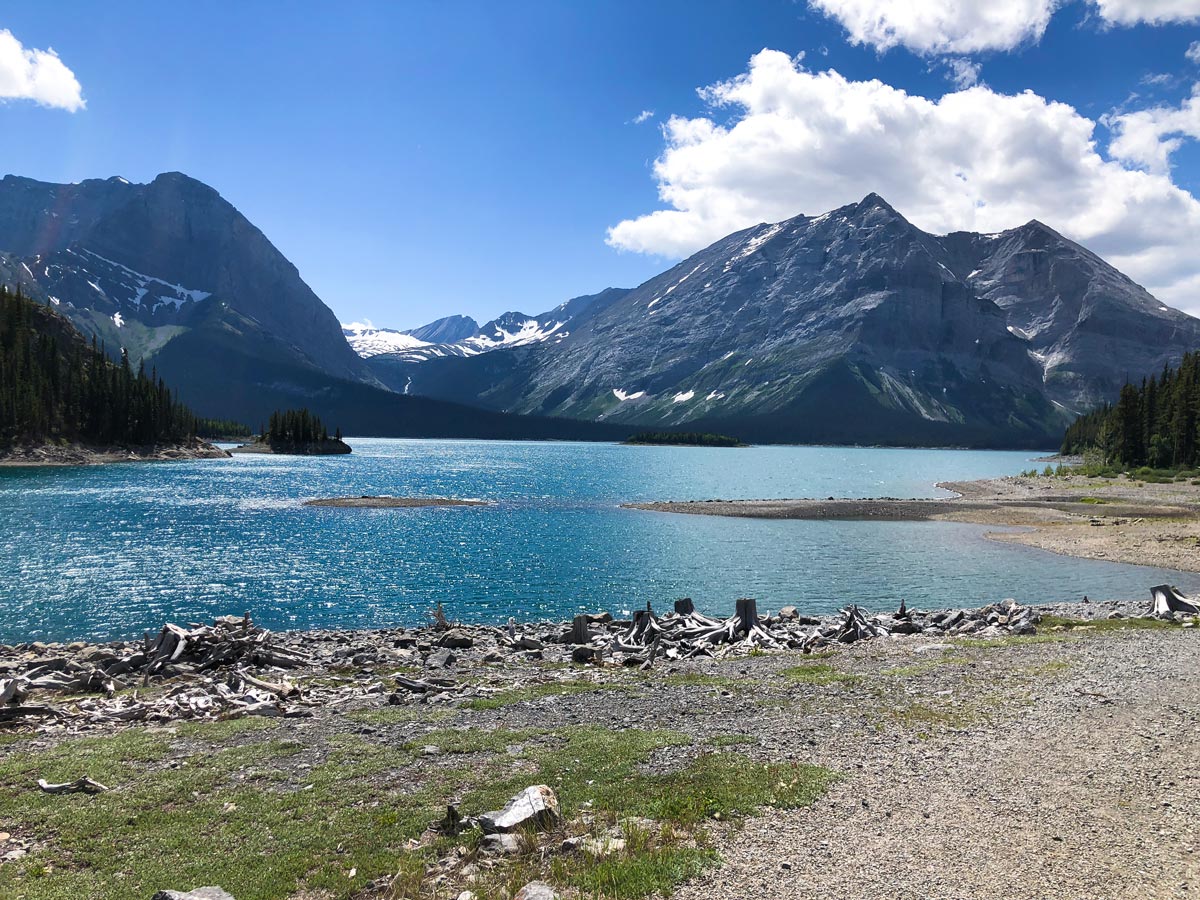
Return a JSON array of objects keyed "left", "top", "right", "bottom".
[
  {"left": 1078, "top": 496, "right": 1109, "bottom": 505},
  {"left": 0, "top": 720, "right": 835, "bottom": 900},
  {"left": 1038, "top": 614, "right": 1185, "bottom": 632},
  {"left": 463, "top": 679, "right": 631, "bottom": 710},
  {"left": 778, "top": 662, "right": 859, "bottom": 686},
  {"left": 344, "top": 705, "right": 454, "bottom": 725},
  {"left": 879, "top": 651, "right": 963, "bottom": 678}
]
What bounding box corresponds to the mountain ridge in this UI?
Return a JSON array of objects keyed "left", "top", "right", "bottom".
[{"left": 359, "top": 193, "right": 1200, "bottom": 447}]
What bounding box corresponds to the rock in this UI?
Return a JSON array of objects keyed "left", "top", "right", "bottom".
[
  {"left": 437, "top": 630, "right": 475, "bottom": 649},
  {"left": 151, "top": 889, "right": 236, "bottom": 900},
  {"left": 571, "top": 646, "right": 597, "bottom": 664},
  {"left": 479, "top": 833, "right": 524, "bottom": 855},
  {"left": 456, "top": 892, "right": 477, "bottom": 900},
  {"left": 425, "top": 649, "right": 456, "bottom": 669},
  {"left": 580, "top": 835, "right": 626, "bottom": 857},
  {"left": 778, "top": 605, "right": 799, "bottom": 621},
  {"left": 513, "top": 636, "right": 544, "bottom": 651},
  {"left": 514, "top": 882, "right": 559, "bottom": 900},
  {"left": 479, "top": 785, "right": 561, "bottom": 834}
]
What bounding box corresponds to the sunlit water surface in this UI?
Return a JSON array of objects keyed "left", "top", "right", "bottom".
[{"left": 1, "top": 439, "right": 1193, "bottom": 642}]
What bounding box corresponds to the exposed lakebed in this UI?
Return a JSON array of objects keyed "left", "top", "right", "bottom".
[{"left": 1, "top": 439, "right": 1197, "bottom": 643}]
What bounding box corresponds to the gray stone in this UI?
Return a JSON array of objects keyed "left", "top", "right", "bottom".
[
  {"left": 514, "top": 882, "right": 559, "bottom": 900},
  {"left": 151, "top": 889, "right": 236, "bottom": 900},
  {"left": 479, "top": 785, "right": 561, "bottom": 834},
  {"left": 425, "top": 649, "right": 456, "bottom": 668},
  {"left": 479, "top": 833, "right": 524, "bottom": 855},
  {"left": 437, "top": 629, "right": 475, "bottom": 649},
  {"left": 778, "top": 605, "right": 799, "bottom": 621}
]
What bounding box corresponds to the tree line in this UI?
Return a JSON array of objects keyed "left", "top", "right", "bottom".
[
  {"left": 1061, "top": 351, "right": 1200, "bottom": 468},
  {"left": 263, "top": 408, "right": 340, "bottom": 446},
  {"left": 0, "top": 286, "right": 209, "bottom": 449}
]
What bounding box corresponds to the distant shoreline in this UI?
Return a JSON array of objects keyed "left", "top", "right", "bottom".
[
  {"left": 0, "top": 440, "right": 229, "bottom": 467},
  {"left": 626, "top": 474, "right": 1200, "bottom": 574}
]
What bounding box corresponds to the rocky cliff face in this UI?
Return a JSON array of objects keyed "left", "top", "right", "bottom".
[
  {"left": 375, "top": 194, "right": 1200, "bottom": 447},
  {"left": 0, "top": 172, "right": 369, "bottom": 396}
]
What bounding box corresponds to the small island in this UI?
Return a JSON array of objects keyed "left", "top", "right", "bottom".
[
  {"left": 232, "top": 408, "right": 351, "bottom": 456},
  {"left": 304, "top": 496, "right": 489, "bottom": 508},
  {"left": 622, "top": 430, "right": 747, "bottom": 447}
]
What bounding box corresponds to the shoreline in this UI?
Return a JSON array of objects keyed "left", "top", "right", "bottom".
[
  {"left": 626, "top": 473, "right": 1200, "bottom": 573},
  {"left": 0, "top": 440, "right": 230, "bottom": 467}
]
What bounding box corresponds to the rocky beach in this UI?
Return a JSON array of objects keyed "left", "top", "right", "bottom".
[{"left": 0, "top": 584, "right": 1197, "bottom": 899}]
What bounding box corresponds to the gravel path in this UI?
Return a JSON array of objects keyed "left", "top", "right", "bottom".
[{"left": 674, "top": 629, "right": 1200, "bottom": 900}]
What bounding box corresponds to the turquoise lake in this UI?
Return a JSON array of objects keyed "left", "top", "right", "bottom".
[{"left": 1, "top": 439, "right": 1194, "bottom": 643}]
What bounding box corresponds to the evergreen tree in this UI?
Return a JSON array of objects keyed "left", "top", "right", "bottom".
[{"left": 1061, "top": 351, "right": 1200, "bottom": 468}]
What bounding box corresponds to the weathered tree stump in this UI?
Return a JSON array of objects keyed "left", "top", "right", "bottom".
[
  {"left": 674, "top": 597, "right": 695, "bottom": 616},
  {"left": 569, "top": 615, "right": 591, "bottom": 645},
  {"left": 735, "top": 597, "right": 759, "bottom": 635}
]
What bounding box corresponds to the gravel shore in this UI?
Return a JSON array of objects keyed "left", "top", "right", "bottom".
[{"left": 628, "top": 473, "right": 1200, "bottom": 573}]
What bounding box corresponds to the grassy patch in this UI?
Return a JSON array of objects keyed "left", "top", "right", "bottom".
[
  {"left": 779, "top": 662, "right": 859, "bottom": 686},
  {"left": 1078, "top": 496, "right": 1109, "bottom": 505},
  {"left": 0, "top": 719, "right": 834, "bottom": 900},
  {"left": 1039, "top": 614, "right": 1186, "bottom": 633},
  {"left": 880, "top": 651, "right": 963, "bottom": 678},
  {"left": 1018, "top": 660, "right": 1072, "bottom": 677},
  {"left": 464, "top": 679, "right": 630, "bottom": 710},
  {"left": 882, "top": 700, "right": 980, "bottom": 735}
]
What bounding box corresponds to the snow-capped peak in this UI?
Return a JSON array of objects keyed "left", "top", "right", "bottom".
[{"left": 342, "top": 321, "right": 432, "bottom": 358}]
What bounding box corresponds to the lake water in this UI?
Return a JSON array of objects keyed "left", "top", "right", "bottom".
[{"left": 1, "top": 439, "right": 1194, "bottom": 643}]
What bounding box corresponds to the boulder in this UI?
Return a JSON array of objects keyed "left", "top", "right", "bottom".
[
  {"left": 778, "top": 605, "right": 799, "bottom": 621},
  {"left": 514, "top": 883, "right": 559, "bottom": 900},
  {"left": 479, "top": 833, "right": 524, "bottom": 855},
  {"left": 437, "top": 630, "right": 475, "bottom": 649},
  {"left": 425, "top": 649, "right": 456, "bottom": 669},
  {"left": 479, "top": 785, "right": 561, "bottom": 834},
  {"left": 151, "top": 889, "right": 236, "bottom": 900}
]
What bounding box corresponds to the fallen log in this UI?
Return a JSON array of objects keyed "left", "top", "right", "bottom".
[{"left": 37, "top": 776, "right": 108, "bottom": 794}]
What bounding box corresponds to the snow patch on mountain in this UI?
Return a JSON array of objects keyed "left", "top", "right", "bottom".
[{"left": 342, "top": 322, "right": 432, "bottom": 358}]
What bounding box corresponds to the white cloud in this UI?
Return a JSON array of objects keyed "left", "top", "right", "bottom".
[
  {"left": 1187, "top": 40, "right": 1200, "bottom": 63},
  {"left": 945, "top": 57, "right": 982, "bottom": 88},
  {"left": 1108, "top": 86, "right": 1200, "bottom": 173},
  {"left": 807, "top": 0, "right": 1058, "bottom": 54},
  {"left": 0, "top": 29, "right": 84, "bottom": 111},
  {"left": 1091, "top": 0, "right": 1200, "bottom": 25},
  {"left": 631, "top": 109, "right": 655, "bottom": 124},
  {"left": 606, "top": 49, "right": 1200, "bottom": 314},
  {"left": 809, "top": 0, "right": 1200, "bottom": 55}
]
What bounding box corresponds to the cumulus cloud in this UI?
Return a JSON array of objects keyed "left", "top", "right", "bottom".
[
  {"left": 0, "top": 29, "right": 84, "bottom": 111},
  {"left": 1091, "top": 0, "right": 1200, "bottom": 25},
  {"left": 944, "top": 57, "right": 982, "bottom": 88},
  {"left": 631, "top": 109, "right": 655, "bottom": 124},
  {"left": 810, "top": 0, "right": 1200, "bottom": 54},
  {"left": 1187, "top": 40, "right": 1200, "bottom": 63},
  {"left": 606, "top": 49, "right": 1200, "bottom": 313},
  {"left": 806, "top": 0, "right": 1058, "bottom": 54},
  {"left": 1108, "top": 86, "right": 1200, "bottom": 173}
]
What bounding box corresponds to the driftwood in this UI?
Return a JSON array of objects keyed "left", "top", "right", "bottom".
[
  {"left": 1151, "top": 584, "right": 1200, "bottom": 617},
  {"left": 37, "top": 776, "right": 108, "bottom": 794}
]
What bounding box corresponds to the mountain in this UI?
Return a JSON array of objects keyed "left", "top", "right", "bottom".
[
  {"left": 357, "top": 288, "right": 630, "bottom": 388},
  {"left": 373, "top": 194, "right": 1200, "bottom": 447},
  {"left": 0, "top": 172, "right": 638, "bottom": 442},
  {"left": 406, "top": 314, "right": 479, "bottom": 344},
  {"left": 0, "top": 172, "right": 371, "bottom": 405}
]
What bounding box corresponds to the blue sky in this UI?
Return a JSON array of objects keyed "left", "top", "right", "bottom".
[{"left": 4, "top": 1, "right": 1200, "bottom": 325}]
